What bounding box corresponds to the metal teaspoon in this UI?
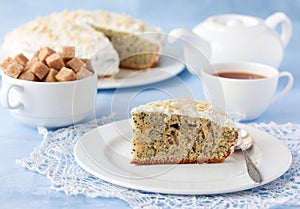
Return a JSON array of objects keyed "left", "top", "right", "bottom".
[{"left": 235, "top": 128, "right": 263, "bottom": 184}]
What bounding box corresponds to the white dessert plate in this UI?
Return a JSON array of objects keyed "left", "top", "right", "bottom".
[
  {"left": 97, "top": 55, "right": 185, "bottom": 89},
  {"left": 74, "top": 119, "right": 292, "bottom": 195}
]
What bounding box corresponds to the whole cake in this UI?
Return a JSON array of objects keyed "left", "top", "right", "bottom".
[
  {"left": 130, "top": 98, "right": 238, "bottom": 164},
  {"left": 2, "top": 10, "right": 163, "bottom": 77}
]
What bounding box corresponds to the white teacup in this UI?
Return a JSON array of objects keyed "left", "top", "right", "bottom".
[
  {"left": 201, "top": 62, "right": 294, "bottom": 121},
  {"left": 0, "top": 71, "right": 97, "bottom": 128}
]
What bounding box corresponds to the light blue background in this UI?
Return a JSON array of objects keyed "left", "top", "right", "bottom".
[{"left": 0, "top": 0, "right": 300, "bottom": 208}]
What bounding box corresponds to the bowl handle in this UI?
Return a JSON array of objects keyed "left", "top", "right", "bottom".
[
  {"left": 0, "top": 84, "right": 24, "bottom": 109},
  {"left": 265, "top": 12, "right": 292, "bottom": 48}
]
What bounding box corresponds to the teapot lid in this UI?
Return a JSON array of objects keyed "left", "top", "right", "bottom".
[{"left": 204, "top": 14, "right": 264, "bottom": 29}]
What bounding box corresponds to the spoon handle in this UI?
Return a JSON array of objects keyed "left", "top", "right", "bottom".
[{"left": 242, "top": 149, "right": 263, "bottom": 183}]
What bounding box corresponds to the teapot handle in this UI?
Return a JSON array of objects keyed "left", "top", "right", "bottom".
[
  {"left": 168, "top": 28, "right": 211, "bottom": 74},
  {"left": 265, "top": 12, "right": 292, "bottom": 48}
]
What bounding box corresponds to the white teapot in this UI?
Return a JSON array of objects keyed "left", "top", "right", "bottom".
[{"left": 169, "top": 12, "right": 292, "bottom": 72}]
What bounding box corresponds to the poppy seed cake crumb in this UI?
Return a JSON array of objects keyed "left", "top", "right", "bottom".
[{"left": 130, "top": 99, "right": 238, "bottom": 165}]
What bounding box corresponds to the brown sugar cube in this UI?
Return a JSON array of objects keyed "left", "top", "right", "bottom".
[
  {"left": 66, "top": 57, "right": 85, "bottom": 72},
  {"left": 43, "top": 68, "right": 58, "bottom": 82},
  {"left": 61, "top": 46, "right": 75, "bottom": 61},
  {"left": 5, "top": 62, "right": 24, "bottom": 78},
  {"left": 30, "top": 61, "right": 50, "bottom": 80},
  {"left": 45, "top": 53, "right": 65, "bottom": 70},
  {"left": 55, "top": 67, "right": 77, "bottom": 82},
  {"left": 14, "top": 53, "right": 29, "bottom": 66},
  {"left": 81, "top": 58, "right": 94, "bottom": 71},
  {"left": 25, "top": 56, "right": 39, "bottom": 70},
  {"left": 38, "top": 47, "right": 56, "bottom": 62},
  {"left": 76, "top": 68, "right": 93, "bottom": 80},
  {"left": 33, "top": 48, "right": 41, "bottom": 57},
  {"left": 19, "top": 70, "right": 37, "bottom": 81},
  {"left": 0, "top": 57, "right": 13, "bottom": 70}
]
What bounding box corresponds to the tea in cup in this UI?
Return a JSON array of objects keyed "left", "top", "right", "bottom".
[{"left": 200, "top": 62, "right": 294, "bottom": 121}]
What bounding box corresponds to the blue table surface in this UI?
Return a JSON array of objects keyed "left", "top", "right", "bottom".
[{"left": 0, "top": 0, "right": 300, "bottom": 208}]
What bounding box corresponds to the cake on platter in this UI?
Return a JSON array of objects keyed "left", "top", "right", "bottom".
[
  {"left": 130, "top": 98, "right": 238, "bottom": 165},
  {"left": 2, "top": 10, "right": 163, "bottom": 77},
  {"left": 94, "top": 27, "right": 160, "bottom": 70}
]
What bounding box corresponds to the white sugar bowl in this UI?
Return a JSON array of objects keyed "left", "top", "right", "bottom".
[
  {"left": 0, "top": 71, "right": 97, "bottom": 128},
  {"left": 169, "top": 12, "right": 292, "bottom": 73}
]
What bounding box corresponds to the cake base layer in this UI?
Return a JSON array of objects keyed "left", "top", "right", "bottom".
[
  {"left": 94, "top": 27, "right": 160, "bottom": 70},
  {"left": 131, "top": 111, "right": 238, "bottom": 165}
]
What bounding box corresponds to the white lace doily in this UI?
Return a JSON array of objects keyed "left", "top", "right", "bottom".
[{"left": 16, "top": 116, "right": 300, "bottom": 209}]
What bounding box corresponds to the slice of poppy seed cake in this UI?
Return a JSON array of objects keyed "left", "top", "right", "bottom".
[{"left": 130, "top": 98, "right": 238, "bottom": 165}]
